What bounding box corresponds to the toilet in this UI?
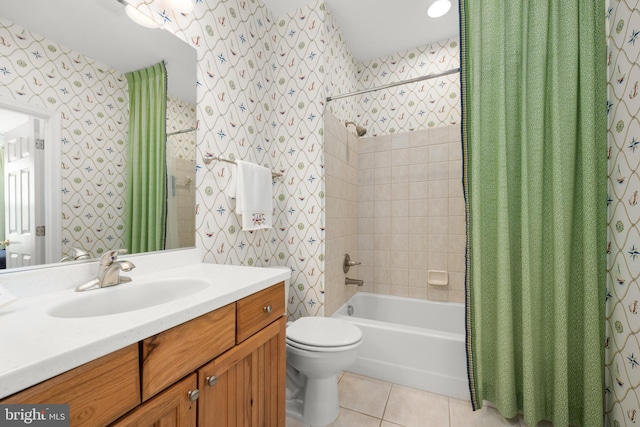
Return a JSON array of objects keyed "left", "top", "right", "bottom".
[{"left": 285, "top": 316, "right": 363, "bottom": 426}]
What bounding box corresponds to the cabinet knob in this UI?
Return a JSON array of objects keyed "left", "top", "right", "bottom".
[
  {"left": 206, "top": 375, "right": 218, "bottom": 387},
  {"left": 263, "top": 305, "right": 272, "bottom": 313},
  {"left": 188, "top": 389, "right": 200, "bottom": 402}
]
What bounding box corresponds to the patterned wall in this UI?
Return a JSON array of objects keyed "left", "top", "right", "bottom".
[
  {"left": 166, "top": 94, "right": 196, "bottom": 161},
  {"left": 0, "top": 16, "right": 129, "bottom": 260},
  {"left": 607, "top": 0, "right": 640, "bottom": 425},
  {"left": 324, "top": 5, "right": 359, "bottom": 125},
  {"left": 145, "top": 0, "right": 353, "bottom": 320},
  {"left": 355, "top": 38, "right": 460, "bottom": 137},
  {"left": 0, "top": 16, "right": 203, "bottom": 262}
]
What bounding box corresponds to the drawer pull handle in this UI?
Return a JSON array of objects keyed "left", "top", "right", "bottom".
[
  {"left": 206, "top": 375, "right": 218, "bottom": 387},
  {"left": 188, "top": 389, "right": 200, "bottom": 402},
  {"left": 263, "top": 305, "right": 273, "bottom": 313}
]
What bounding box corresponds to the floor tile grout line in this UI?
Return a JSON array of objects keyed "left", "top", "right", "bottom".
[{"left": 380, "top": 383, "right": 395, "bottom": 424}]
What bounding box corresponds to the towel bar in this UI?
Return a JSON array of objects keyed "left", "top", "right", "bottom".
[{"left": 203, "top": 153, "right": 283, "bottom": 179}]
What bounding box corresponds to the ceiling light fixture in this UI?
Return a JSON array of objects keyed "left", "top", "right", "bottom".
[
  {"left": 428, "top": 0, "right": 451, "bottom": 18},
  {"left": 122, "top": 1, "right": 160, "bottom": 28}
]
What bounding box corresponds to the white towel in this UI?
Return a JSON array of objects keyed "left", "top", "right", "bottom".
[{"left": 235, "top": 160, "right": 273, "bottom": 231}]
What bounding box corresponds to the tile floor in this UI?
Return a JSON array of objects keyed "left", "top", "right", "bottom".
[{"left": 286, "top": 372, "right": 554, "bottom": 427}]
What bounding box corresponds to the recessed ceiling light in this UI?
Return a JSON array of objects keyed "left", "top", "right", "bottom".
[{"left": 428, "top": 0, "right": 451, "bottom": 18}]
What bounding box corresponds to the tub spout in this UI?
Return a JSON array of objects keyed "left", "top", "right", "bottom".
[{"left": 345, "top": 277, "right": 364, "bottom": 286}]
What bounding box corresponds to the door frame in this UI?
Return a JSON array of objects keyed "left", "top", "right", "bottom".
[{"left": 0, "top": 97, "right": 61, "bottom": 265}]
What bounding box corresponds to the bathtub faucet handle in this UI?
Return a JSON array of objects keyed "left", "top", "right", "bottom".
[{"left": 343, "top": 254, "right": 361, "bottom": 273}]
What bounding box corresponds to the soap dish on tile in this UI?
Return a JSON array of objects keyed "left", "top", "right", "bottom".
[{"left": 427, "top": 270, "right": 448, "bottom": 286}]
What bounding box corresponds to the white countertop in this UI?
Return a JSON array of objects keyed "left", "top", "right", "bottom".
[{"left": 0, "top": 256, "right": 291, "bottom": 399}]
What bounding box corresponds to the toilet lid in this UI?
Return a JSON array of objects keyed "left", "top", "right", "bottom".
[{"left": 286, "top": 317, "right": 362, "bottom": 348}]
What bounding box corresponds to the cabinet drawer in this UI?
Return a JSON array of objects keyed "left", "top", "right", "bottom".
[
  {"left": 141, "top": 303, "right": 235, "bottom": 401},
  {"left": 236, "top": 282, "right": 284, "bottom": 343},
  {"left": 1, "top": 344, "right": 140, "bottom": 427}
]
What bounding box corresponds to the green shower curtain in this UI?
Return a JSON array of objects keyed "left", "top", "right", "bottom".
[
  {"left": 461, "top": 2, "right": 607, "bottom": 427},
  {"left": 125, "top": 61, "right": 167, "bottom": 253}
]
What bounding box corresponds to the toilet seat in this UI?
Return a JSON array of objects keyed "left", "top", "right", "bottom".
[{"left": 286, "top": 317, "right": 362, "bottom": 353}]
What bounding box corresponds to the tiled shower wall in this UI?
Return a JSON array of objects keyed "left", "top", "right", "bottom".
[
  {"left": 358, "top": 125, "right": 465, "bottom": 302},
  {"left": 324, "top": 112, "right": 359, "bottom": 316}
]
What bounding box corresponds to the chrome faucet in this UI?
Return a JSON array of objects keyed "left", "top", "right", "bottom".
[
  {"left": 345, "top": 277, "right": 364, "bottom": 286},
  {"left": 60, "top": 247, "right": 92, "bottom": 262},
  {"left": 75, "top": 249, "right": 136, "bottom": 292}
]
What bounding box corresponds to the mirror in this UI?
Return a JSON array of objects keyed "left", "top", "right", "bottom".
[{"left": 0, "top": 0, "right": 197, "bottom": 271}]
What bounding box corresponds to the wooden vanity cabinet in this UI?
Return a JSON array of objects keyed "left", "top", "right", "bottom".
[
  {"left": 140, "top": 303, "right": 236, "bottom": 401},
  {"left": 1, "top": 281, "right": 286, "bottom": 427},
  {"left": 111, "top": 374, "right": 198, "bottom": 427},
  {"left": 0, "top": 344, "right": 140, "bottom": 427},
  {"left": 197, "top": 317, "right": 286, "bottom": 427}
]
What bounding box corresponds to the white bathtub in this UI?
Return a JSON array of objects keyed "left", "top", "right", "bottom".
[{"left": 332, "top": 292, "right": 469, "bottom": 400}]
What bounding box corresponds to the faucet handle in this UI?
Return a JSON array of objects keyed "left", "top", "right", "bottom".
[
  {"left": 100, "top": 248, "right": 128, "bottom": 265},
  {"left": 343, "top": 254, "right": 361, "bottom": 273}
]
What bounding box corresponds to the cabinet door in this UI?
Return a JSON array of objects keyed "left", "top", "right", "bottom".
[
  {"left": 111, "top": 374, "right": 198, "bottom": 427},
  {"left": 198, "top": 317, "right": 286, "bottom": 427}
]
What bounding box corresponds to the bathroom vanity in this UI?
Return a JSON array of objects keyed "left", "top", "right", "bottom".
[{"left": 0, "top": 250, "right": 289, "bottom": 426}]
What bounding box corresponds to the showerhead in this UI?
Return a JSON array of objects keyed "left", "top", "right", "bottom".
[{"left": 345, "top": 121, "right": 367, "bottom": 137}]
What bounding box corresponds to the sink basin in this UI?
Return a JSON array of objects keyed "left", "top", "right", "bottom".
[{"left": 49, "top": 278, "right": 210, "bottom": 318}]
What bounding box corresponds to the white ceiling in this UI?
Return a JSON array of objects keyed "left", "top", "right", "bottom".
[{"left": 261, "top": 0, "right": 460, "bottom": 62}]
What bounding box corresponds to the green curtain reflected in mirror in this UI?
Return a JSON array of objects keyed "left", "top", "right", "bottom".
[{"left": 125, "top": 61, "right": 167, "bottom": 253}]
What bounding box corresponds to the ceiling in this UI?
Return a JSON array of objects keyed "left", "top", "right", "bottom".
[{"left": 261, "top": 0, "right": 460, "bottom": 62}]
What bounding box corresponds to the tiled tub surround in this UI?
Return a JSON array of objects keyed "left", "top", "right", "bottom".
[
  {"left": 324, "top": 112, "right": 360, "bottom": 316},
  {"left": 358, "top": 125, "right": 465, "bottom": 303}
]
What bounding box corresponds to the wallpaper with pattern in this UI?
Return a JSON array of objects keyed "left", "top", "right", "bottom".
[
  {"left": 138, "top": 0, "right": 346, "bottom": 319},
  {"left": 607, "top": 1, "right": 640, "bottom": 425},
  {"left": 166, "top": 94, "right": 196, "bottom": 161},
  {"left": 0, "top": 16, "right": 129, "bottom": 260},
  {"left": 355, "top": 38, "right": 460, "bottom": 137},
  {"left": 0, "top": 16, "right": 202, "bottom": 262}
]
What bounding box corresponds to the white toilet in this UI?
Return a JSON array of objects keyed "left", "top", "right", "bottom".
[{"left": 285, "top": 316, "right": 363, "bottom": 426}]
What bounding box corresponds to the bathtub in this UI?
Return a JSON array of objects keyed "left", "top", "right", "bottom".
[{"left": 332, "top": 292, "right": 469, "bottom": 400}]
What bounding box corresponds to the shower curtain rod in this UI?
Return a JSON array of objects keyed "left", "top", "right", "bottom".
[
  {"left": 325, "top": 67, "right": 460, "bottom": 102},
  {"left": 167, "top": 127, "right": 197, "bottom": 136}
]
